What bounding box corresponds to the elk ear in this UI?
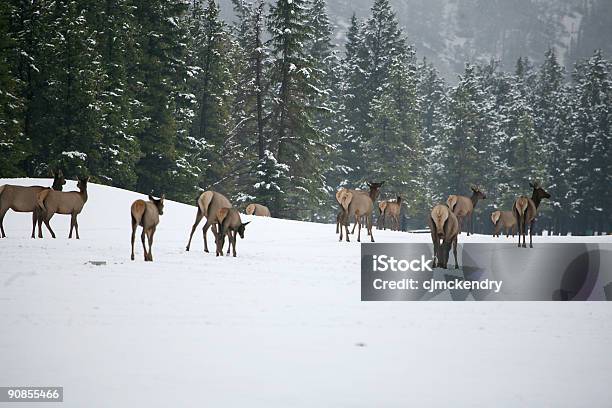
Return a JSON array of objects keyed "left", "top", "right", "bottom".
[
  {"left": 160, "top": 194, "right": 165, "bottom": 201},
  {"left": 148, "top": 194, "right": 155, "bottom": 201}
]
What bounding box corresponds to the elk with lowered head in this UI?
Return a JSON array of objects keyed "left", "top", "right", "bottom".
[
  {"left": 246, "top": 203, "right": 270, "bottom": 217},
  {"left": 186, "top": 190, "right": 231, "bottom": 252},
  {"left": 130, "top": 194, "right": 165, "bottom": 262},
  {"left": 37, "top": 176, "right": 89, "bottom": 239},
  {"left": 428, "top": 204, "right": 459, "bottom": 269},
  {"left": 378, "top": 196, "right": 402, "bottom": 231},
  {"left": 512, "top": 181, "right": 550, "bottom": 248},
  {"left": 447, "top": 185, "right": 486, "bottom": 236},
  {"left": 491, "top": 210, "right": 517, "bottom": 238},
  {"left": 335, "top": 181, "right": 384, "bottom": 238},
  {"left": 0, "top": 169, "right": 66, "bottom": 238},
  {"left": 215, "top": 207, "right": 250, "bottom": 257}
]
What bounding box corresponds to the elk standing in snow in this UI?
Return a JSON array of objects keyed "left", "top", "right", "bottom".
[
  {"left": 428, "top": 204, "right": 459, "bottom": 269},
  {"left": 186, "top": 190, "right": 232, "bottom": 252},
  {"left": 0, "top": 170, "right": 66, "bottom": 238},
  {"left": 491, "top": 210, "right": 517, "bottom": 237},
  {"left": 447, "top": 186, "right": 486, "bottom": 236},
  {"left": 215, "top": 207, "right": 250, "bottom": 257},
  {"left": 36, "top": 176, "right": 89, "bottom": 239},
  {"left": 335, "top": 182, "right": 384, "bottom": 236},
  {"left": 246, "top": 203, "right": 270, "bottom": 217},
  {"left": 338, "top": 182, "right": 384, "bottom": 242},
  {"left": 130, "top": 195, "right": 165, "bottom": 261},
  {"left": 512, "top": 181, "right": 550, "bottom": 248},
  {"left": 378, "top": 196, "right": 402, "bottom": 231}
]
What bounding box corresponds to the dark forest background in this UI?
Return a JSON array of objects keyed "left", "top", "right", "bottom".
[{"left": 0, "top": 0, "right": 610, "bottom": 235}]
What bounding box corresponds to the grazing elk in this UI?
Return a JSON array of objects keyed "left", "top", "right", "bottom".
[
  {"left": 36, "top": 176, "right": 89, "bottom": 239},
  {"left": 215, "top": 207, "right": 251, "bottom": 257},
  {"left": 335, "top": 182, "right": 384, "bottom": 236},
  {"left": 246, "top": 203, "right": 271, "bottom": 217},
  {"left": 130, "top": 195, "right": 165, "bottom": 262},
  {"left": 491, "top": 210, "right": 517, "bottom": 238},
  {"left": 447, "top": 185, "right": 486, "bottom": 236},
  {"left": 186, "top": 190, "right": 231, "bottom": 252},
  {"left": 428, "top": 204, "right": 459, "bottom": 269},
  {"left": 0, "top": 170, "right": 66, "bottom": 238},
  {"left": 338, "top": 182, "right": 384, "bottom": 243},
  {"left": 512, "top": 181, "right": 550, "bottom": 248},
  {"left": 378, "top": 196, "right": 402, "bottom": 231}
]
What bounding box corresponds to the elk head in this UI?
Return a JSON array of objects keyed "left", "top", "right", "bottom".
[
  {"left": 470, "top": 185, "right": 487, "bottom": 200},
  {"left": 148, "top": 194, "right": 165, "bottom": 215},
  {"left": 237, "top": 221, "right": 251, "bottom": 239},
  {"left": 77, "top": 176, "right": 89, "bottom": 192},
  {"left": 51, "top": 169, "right": 66, "bottom": 191},
  {"left": 529, "top": 181, "right": 550, "bottom": 203},
  {"left": 366, "top": 181, "right": 384, "bottom": 199}
]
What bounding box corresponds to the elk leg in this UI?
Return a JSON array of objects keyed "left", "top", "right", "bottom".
[
  {"left": 44, "top": 212, "right": 56, "bottom": 239},
  {"left": 147, "top": 228, "right": 155, "bottom": 261},
  {"left": 31, "top": 210, "right": 37, "bottom": 238},
  {"left": 232, "top": 231, "right": 237, "bottom": 257},
  {"left": 226, "top": 230, "right": 231, "bottom": 255},
  {"left": 351, "top": 215, "right": 357, "bottom": 234},
  {"left": 356, "top": 210, "right": 362, "bottom": 242},
  {"left": 335, "top": 211, "right": 342, "bottom": 234},
  {"left": 131, "top": 221, "right": 137, "bottom": 261},
  {"left": 0, "top": 207, "right": 8, "bottom": 238},
  {"left": 529, "top": 219, "right": 534, "bottom": 248},
  {"left": 69, "top": 213, "right": 75, "bottom": 239},
  {"left": 342, "top": 211, "right": 350, "bottom": 242},
  {"left": 75, "top": 215, "right": 80, "bottom": 239},
  {"left": 186, "top": 208, "right": 204, "bottom": 251},
  {"left": 339, "top": 214, "right": 344, "bottom": 241},
  {"left": 141, "top": 229, "right": 148, "bottom": 261},
  {"left": 453, "top": 238, "right": 458, "bottom": 269},
  {"left": 202, "top": 221, "right": 212, "bottom": 253},
  {"left": 37, "top": 211, "right": 44, "bottom": 238},
  {"left": 368, "top": 214, "right": 374, "bottom": 242}
]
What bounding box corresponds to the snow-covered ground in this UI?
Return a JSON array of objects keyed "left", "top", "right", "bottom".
[{"left": 1, "top": 178, "right": 611, "bottom": 407}]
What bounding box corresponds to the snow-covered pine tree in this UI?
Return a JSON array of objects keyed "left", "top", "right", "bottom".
[
  {"left": 265, "top": 0, "right": 331, "bottom": 220},
  {"left": 567, "top": 50, "right": 612, "bottom": 235}
]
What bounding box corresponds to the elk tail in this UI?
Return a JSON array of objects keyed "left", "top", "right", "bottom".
[
  {"left": 515, "top": 197, "right": 528, "bottom": 217},
  {"left": 378, "top": 201, "right": 387, "bottom": 214},
  {"left": 246, "top": 204, "right": 255, "bottom": 216},
  {"left": 37, "top": 188, "right": 51, "bottom": 212}
]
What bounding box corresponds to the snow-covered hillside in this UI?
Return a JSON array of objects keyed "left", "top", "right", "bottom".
[{"left": 1, "top": 178, "right": 611, "bottom": 407}]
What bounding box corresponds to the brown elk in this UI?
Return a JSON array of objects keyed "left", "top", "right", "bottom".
[
  {"left": 447, "top": 185, "right": 486, "bottom": 236},
  {"left": 246, "top": 203, "right": 270, "bottom": 217},
  {"left": 491, "top": 210, "right": 517, "bottom": 237},
  {"left": 215, "top": 207, "right": 251, "bottom": 257},
  {"left": 335, "top": 182, "right": 384, "bottom": 236},
  {"left": 0, "top": 170, "right": 66, "bottom": 238},
  {"left": 36, "top": 176, "right": 89, "bottom": 239},
  {"left": 378, "top": 196, "right": 402, "bottom": 231},
  {"left": 130, "top": 195, "right": 165, "bottom": 261},
  {"left": 186, "top": 190, "right": 231, "bottom": 252},
  {"left": 428, "top": 204, "right": 459, "bottom": 269},
  {"left": 338, "top": 182, "right": 384, "bottom": 243},
  {"left": 513, "top": 181, "right": 550, "bottom": 248}
]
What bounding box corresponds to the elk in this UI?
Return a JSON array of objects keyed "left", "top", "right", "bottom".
[
  {"left": 37, "top": 176, "right": 89, "bottom": 239},
  {"left": 512, "top": 181, "right": 550, "bottom": 248},
  {"left": 378, "top": 196, "right": 402, "bottom": 231},
  {"left": 335, "top": 182, "right": 384, "bottom": 236},
  {"left": 0, "top": 170, "right": 66, "bottom": 238},
  {"left": 215, "top": 207, "right": 250, "bottom": 257},
  {"left": 428, "top": 204, "right": 459, "bottom": 269},
  {"left": 185, "top": 190, "right": 231, "bottom": 252},
  {"left": 246, "top": 203, "right": 270, "bottom": 217},
  {"left": 130, "top": 195, "right": 165, "bottom": 262},
  {"left": 491, "top": 210, "right": 517, "bottom": 237},
  {"left": 447, "top": 185, "right": 486, "bottom": 236},
  {"left": 338, "top": 182, "right": 384, "bottom": 243}
]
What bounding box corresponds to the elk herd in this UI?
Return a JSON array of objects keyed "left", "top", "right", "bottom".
[
  {"left": 1, "top": 172, "right": 551, "bottom": 268},
  {"left": 336, "top": 180, "right": 551, "bottom": 269}
]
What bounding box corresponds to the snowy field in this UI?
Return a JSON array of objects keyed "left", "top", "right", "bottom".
[{"left": 1, "top": 178, "right": 612, "bottom": 407}]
